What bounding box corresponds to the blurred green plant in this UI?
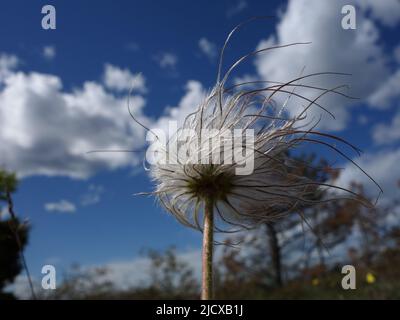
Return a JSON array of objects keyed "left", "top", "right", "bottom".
[{"left": 0, "top": 169, "right": 30, "bottom": 300}]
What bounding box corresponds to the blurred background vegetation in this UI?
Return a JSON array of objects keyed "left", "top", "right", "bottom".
[
  {"left": 0, "top": 170, "right": 29, "bottom": 300},
  {"left": 1, "top": 154, "right": 399, "bottom": 300}
]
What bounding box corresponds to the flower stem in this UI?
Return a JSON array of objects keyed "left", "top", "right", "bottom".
[{"left": 201, "top": 200, "right": 214, "bottom": 300}]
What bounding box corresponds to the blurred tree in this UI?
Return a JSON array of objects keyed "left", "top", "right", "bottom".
[
  {"left": 143, "top": 247, "right": 199, "bottom": 299},
  {"left": 45, "top": 247, "right": 200, "bottom": 300},
  {"left": 264, "top": 153, "right": 333, "bottom": 286},
  {"left": 0, "top": 219, "right": 29, "bottom": 299},
  {"left": 45, "top": 264, "right": 114, "bottom": 300},
  {"left": 217, "top": 153, "right": 360, "bottom": 289},
  {"left": 0, "top": 169, "right": 29, "bottom": 300}
]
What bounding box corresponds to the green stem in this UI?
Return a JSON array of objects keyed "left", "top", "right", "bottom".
[{"left": 201, "top": 200, "right": 214, "bottom": 300}]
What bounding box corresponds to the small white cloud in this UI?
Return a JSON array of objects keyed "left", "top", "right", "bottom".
[
  {"left": 155, "top": 52, "right": 178, "bottom": 69},
  {"left": 42, "top": 45, "right": 56, "bottom": 60},
  {"left": 44, "top": 200, "right": 76, "bottom": 213},
  {"left": 368, "top": 69, "right": 400, "bottom": 109},
  {"left": 81, "top": 184, "right": 104, "bottom": 206},
  {"left": 126, "top": 42, "right": 140, "bottom": 52},
  {"left": 226, "top": 0, "right": 247, "bottom": 18},
  {"left": 0, "top": 53, "right": 19, "bottom": 82},
  {"left": 373, "top": 111, "right": 400, "bottom": 145},
  {"left": 198, "top": 38, "right": 217, "bottom": 61},
  {"left": 102, "top": 63, "right": 146, "bottom": 93}
]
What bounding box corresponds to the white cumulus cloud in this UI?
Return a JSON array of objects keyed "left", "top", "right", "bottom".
[
  {"left": 102, "top": 63, "right": 146, "bottom": 93},
  {"left": 254, "top": 0, "right": 392, "bottom": 131},
  {"left": 368, "top": 69, "right": 400, "bottom": 109},
  {"left": 154, "top": 80, "right": 206, "bottom": 134},
  {"left": 81, "top": 184, "right": 104, "bottom": 206},
  {"left": 373, "top": 111, "right": 400, "bottom": 145},
  {"left": 226, "top": 0, "right": 247, "bottom": 18},
  {"left": 198, "top": 37, "right": 217, "bottom": 61},
  {"left": 155, "top": 52, "right": 178, "bottom": 69},
  {"left": 0, "top": 60, "right": 148, "bottom": 179},
  {"left": 357, "top": 0, "right": 400, "bottom": 27},
  {"left": 45, "top": 200, "right": 76, "bottom": 213},
  {"left": 42, "top": 45, "right": 56, "bottom": 60}
]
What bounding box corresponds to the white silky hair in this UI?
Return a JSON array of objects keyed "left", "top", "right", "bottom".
[{"left": 138, "top": 19, "right": 381, "bottom": 233}]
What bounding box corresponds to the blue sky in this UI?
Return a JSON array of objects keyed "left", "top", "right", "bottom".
[{"left": 1, "top": 0, "right": 400, "bottom": 291}]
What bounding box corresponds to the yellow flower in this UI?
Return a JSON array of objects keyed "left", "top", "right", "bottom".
[
  {"left": 312, "top": 278, "right": 319, "bottom": 286},
  {"left": 366, "top": 272, "right": 376, "bottom": 284}
]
